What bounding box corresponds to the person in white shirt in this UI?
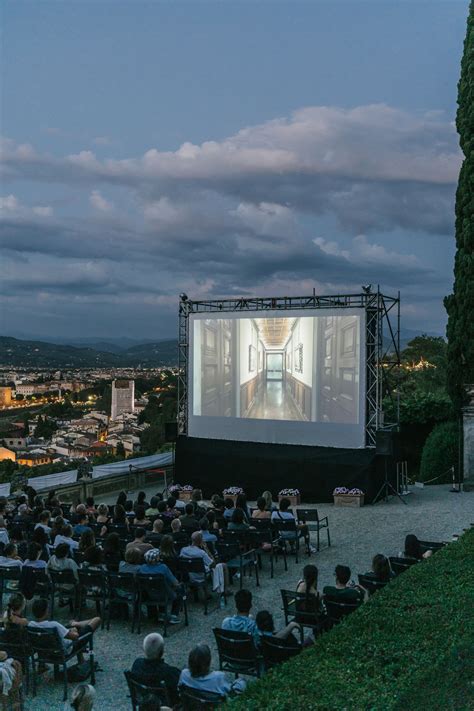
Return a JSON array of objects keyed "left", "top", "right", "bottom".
[
  {"left": 0, "top": 544, "right": 22, "bottom": 568},
  {"left": 0, "top": 516, "right": 9, "bottom": 546},
  {"left": 29, "top": 597, "right": 100, "bottom": 662},
  {"left": 179, "top": 531, "right": 215, "bottom": 584},
  {"left": 53, "top": 524, "right": 79, "bottom": 551},
  {"left": 23, "top": 542, "right": 48, "bottom": 570},
  {"left": 34, "top": 511, "right": 52, "bottom": 539}
]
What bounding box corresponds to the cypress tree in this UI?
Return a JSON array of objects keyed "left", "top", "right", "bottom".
[{"left": 444, "top": 1, "right": 474, "bottom": 408}]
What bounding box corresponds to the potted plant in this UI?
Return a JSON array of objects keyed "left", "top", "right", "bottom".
[
  {"left": 223, "top": 486, "right": 244, "bottom": 505},
  {"left": 170, "top": 483, "right": 194, "bottom": 501},
  {"left": 278, "top": 488, "right": 301, "bottom": 507},
  {"left": 333, "top": 487, "right": 365, "bottom": 507}
]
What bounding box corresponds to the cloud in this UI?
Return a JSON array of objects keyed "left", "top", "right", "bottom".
[
  {"left": 0, "top": 194, "right": 53, "bottom": 218},
  {"left": 89, "top": 190, "right": 113, "bottom": 212},
  {"left": 93, "top": 136, "right": 111, "bottom": 146}
]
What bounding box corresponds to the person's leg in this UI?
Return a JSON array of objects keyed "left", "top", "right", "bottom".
[{"left": 69, "top": 616, "right": 101, "bottom": 633}]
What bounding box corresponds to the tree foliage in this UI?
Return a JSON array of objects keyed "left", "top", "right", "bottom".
[
  {"left": 419, "top": 420, "right": 461, "bottom": 483},
  {"left": 445, "top": 2, "right": 474, "bottom": 408}
]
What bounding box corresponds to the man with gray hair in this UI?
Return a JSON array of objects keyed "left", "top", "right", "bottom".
[{"left": 131, "top": 633, "right": 180, "bottom": 706}]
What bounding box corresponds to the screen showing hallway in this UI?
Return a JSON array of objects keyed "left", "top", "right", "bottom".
[{"left": 192, "top": 314, "right": 361, "bottom": 424}]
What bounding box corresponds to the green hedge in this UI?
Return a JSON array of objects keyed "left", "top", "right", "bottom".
[
  {"left": 229, "top": 529, "right": 474, "bottom": 710},
  {"left": 419, "top": 420, "right": 460, "bottom": 483}
]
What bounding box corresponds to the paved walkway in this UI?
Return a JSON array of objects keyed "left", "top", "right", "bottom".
[{"left": 23, "top": 485, "right": 473, "bottom": 710}]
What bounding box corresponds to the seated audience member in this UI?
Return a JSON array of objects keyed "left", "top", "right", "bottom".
[
  {"left": 271, "top": 498, "right": 312, "bottom": 552},
  {"left": 145, "top": 496, "right": 160, "bottom": 518},
  {"left": 252, "top": 497, "right": 271, "bottom": 520},
  {"left": 126, "top": 528, "right": 153, "bottom": 558},
  {"left": 235, "top": 494, "right": 250, "bottom": 521},
  {"left": 179, "top": 531, "right": 215, "bottom": 585},
  {"left": 124, "top": 500, "right": 136, "bottom": 523},
  {"left": 29, "top": 598, "right": 100, "bottom": 663},
  {"left": 34, "top": 511, "right": 52, "bottom": 538},
  {"left": 222, "top": 589, "right": 259, "bottom": 645},
  {"left": 145, "top": 519, "right": 165, "bottom": 547},
  {"left": 0, "top": 543, "right": 23, "bottom": 568},
  {"left": 0, "top": 516, "right": 9, "bottom": 546},
  {"left": 261, "top": 490, "right": 276, "bottom": 512},
  {"left": 255, "top": 610, "right": 301, "bottom": 643},
  {"left": 85, "top": 497, "right": 97, "bottom": 515},
  {"left": 365, "top": 554, "right": 395, "bottom": 582},
  {"left": 323, "top": 565, "right": 365, "bottom": 603},
  {"left": 179, "top": 644, "right": 245, "bottom": 697},
  {"left": 170, "top": 518, "right": 189, "bottom": 548},
  {"left": 54, "top": 524, "right": 79, "bottom": 551},
  {"left": 138, "top": 549, "right": 182, "bottom": 623},
  {"left": 295, "top": 565, "right": 325, "bottom": 630},
  {"left": 71, "top": 683, "right": 96, "bottom": 711},
  {"left": 134, "top": 491, "right": 149, "bottom": 511},
  {"left": 404, "top": 534, "right": 432, "bottom": 560},
  {"left": 23, "top": 542, "right": 48, "bottom": 570},
  {"left": 210, "top": 497, "right": 225, "bottom": 518},
  {"left": 191, "top": 489, "right": 208, "bottom": 516},
  {"left": 173, "top": 494, "right": 186, "bottom": 512},
  {"left": 133, "top": 506, "right": 151, "bottom": 529},
  {"left": 48, "top": 542, "right": 79, "bottom": 581},
  {"left": 200, "top": 518, "right": 218, "bottom": 547},
  {"left": 31, "top": 527, "right": 50, "bottom": 562},
  {"left": 74, "top": 512, "right": 92, "bottom": 537},
  {"left": 228, "top": 508, "right": 250, "bottom": 531},
  {"left": 96, "top": 504, "right": 110, "bottom": 526},
  {"left": 166, "top": 496, "right": 180, "bottom": 518},
  {"left": 3, "top": 592, "right": 28, "bottom": 628},
  {"left": 50, "top": 516, "right": 65, "bottom": 542},
  {"left": 119, "top": 546, "right": 143, "bottom": 575},
  {"left": 82, "top": 545, "right": 106, "bottom": 571},
  {"left": 296, "top": 564, "right": 319, "bottom": 597},
  {"left": 116, "top": 491, "right": 127, "bottom": 508},
  {"left": 158, "top": 535, "right": 179, "bottom": 575},
  {"left": 179, "top": 504, "right": 200, "bottom": 533},
  {"left": 132, "top": 633, "right": 180, "bottom": 706},
  {"left": 205, "top": 510, "right": 219, "bottom": 531},
  {"left": 79, "top": 530, "right": 96, "bottom": 553},
  {"left": 102, "top": 533, "right": 122, "bottom": 572},
  {"left": 13, "top": 503, "right": 33, "bottom": 525},
  {"left": 111, "top": 504, "right": 129, "bottom": 531},
  {"left": 222, "top": 499, "right": 235, "bottom": 521}
]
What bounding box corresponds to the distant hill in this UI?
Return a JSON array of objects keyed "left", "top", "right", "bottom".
[{"left": 0, "top": 336, "right": 178, "bottom": 368}]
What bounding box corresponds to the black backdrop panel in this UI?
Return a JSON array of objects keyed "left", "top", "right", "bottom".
[{"left": 176, "top": 436, "right": 382, "bottom": 503}]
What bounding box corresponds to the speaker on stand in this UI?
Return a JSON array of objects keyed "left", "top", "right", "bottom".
[{"left": 373, "top": 431, "right": 407, "bottom": 505}]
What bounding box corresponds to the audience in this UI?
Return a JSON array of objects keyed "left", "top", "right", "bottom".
[
  {"left": 366, "top": 554, "right": 395, "bottom": 582},
  {"left": 222, "top": 589, "right": 260, "bottom": 645},
  {"left": 125, "top": 528, "right": 153, "bottom": 557},
  {"left": 255, "top": 610, "right": 301, "bottom": 643},
  {"left": 323, "top": 565, "right": 365, "bottom": 603},
  {"left": 0, "top": 543, "right": 23, "bottom": 568},
  {"left": 119, "top": 546, "right": 143, "bottom": 575},
  {"left": 179, "top": 504, "right": 200, "bottom": 533},
  {"left": 179, "top": 643, "right": 246, "bottom": 697},
  {"left": 252, "top": 497, "right": 272, "bottom": 520},
  {"left": 138, "top": 548, "right": 183, "bottom": 624},
  {"left": 145, "top": 519, "right": 165, "bottom": 547},
  {"left": 404, "top": 534, "right": 432, "bottom": 560},
  {"left": 132, "top": 633, "right": 180, "bottom": 706},
  {"left": 2, "top": 592, "right": 28, "bottom": 628},
  {"left": 48, "top": 542, "right": 79, "bottom": 581}
]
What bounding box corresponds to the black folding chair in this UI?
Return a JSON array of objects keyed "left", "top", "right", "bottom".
[
  {"left": 389, "top": 556, "right": 418, "bottom": 576},
  {"left": 296, "top": 508, "right": 331, "bottom": 551},
  {"left": 0, "top": 566, "right": 21, "bottom": 606},
  {"left": 136, "top": 574, "right": 171, "bottom": 636},
  {"left": 418, "top": 540, "right": 446, "bottom": 554},
  {"left": 260, "top": 635, "right": 301, "bottom": 670},
  {"left": 280, "top": 589, "right": 321, "bottom": 638},
  {"left": 49, "top": 568, "right": 78, "bottom": 616},
  {"left": 178, "top": 557, "right": 212, "bottom": 615},
  {"left": 324, "top": 595, "right": 362, "bottom": 625},
  {"left": 271, "top": 520, "right": 300, "bottom": 566},
  {"left": 213, "top": 628, "right": 261, "bottom": 678},
  {"left": 247, "top": 530, "right": 281, "bottom": 579},
  {"left": 124, "top": 670, "right": 169, "bottom": 710},
  {"left": 77, "top": 568, "right": 107, "bottom": 626},
  {"left": 107, "top": 572, "right": 138, "bottom": 632},
  {"left": 215, "top": 543, "right": 259, "bottom": 589},
  {"left": 27, "top": 626, "right": 95, "bottom": 701},
  {"left": 179, "top": 683, "right": 226, "bottom": 709},
  {"left": 357, "top": 573, "right": 390, "bottom": 596},
  {"left": 0, "top": 626, "right": 33, "bottom": 694}
]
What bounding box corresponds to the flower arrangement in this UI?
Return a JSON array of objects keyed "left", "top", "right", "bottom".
[
  {"left": 278, "top": 488, "right": 300, "bottom": 497},
  {"left": 169, "top": 483, "right": 193, "bottom": 494},
  {"left": 223, "top": 487, "right": 244, "bottom": 496},
  {"left": 333, "top": 487, "right": 364, "bottom": 496}
]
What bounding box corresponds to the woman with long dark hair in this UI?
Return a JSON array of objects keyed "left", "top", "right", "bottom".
[{"left": 404, "top": 534, "right": 432, "bottom": 560}]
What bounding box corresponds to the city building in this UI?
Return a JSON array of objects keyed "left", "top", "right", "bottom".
[
  {"left": 111, "top": 379, "right": 135, "bottom": 420},
  {"left": 0, "top": 447, "right": 16, "bottom": 462},
  {"left": 0, "top": 429, "right": 27, "bottom": 449},
  {"left": 0, "top": 387, "right": 12, "bottom": 407},
  {"left": 17, "top": 452, "right": 53, "bottom": 467}
]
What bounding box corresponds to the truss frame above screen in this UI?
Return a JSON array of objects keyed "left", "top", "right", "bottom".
[{"left": 178, "top": 289, "right": 400, "bottom": 448}]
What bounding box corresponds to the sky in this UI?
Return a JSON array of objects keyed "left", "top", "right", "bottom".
[{"left": 0, "top": 0, "right": 469, "bottom": 341}]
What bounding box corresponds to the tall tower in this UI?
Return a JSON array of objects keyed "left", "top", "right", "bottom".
[{"left": 110, "top": 380, "right": 135, "bottom": 420}]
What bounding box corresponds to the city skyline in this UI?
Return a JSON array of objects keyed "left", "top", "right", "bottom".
[{"left": 1, "top": 1, "right": 469, "bottom": 339}]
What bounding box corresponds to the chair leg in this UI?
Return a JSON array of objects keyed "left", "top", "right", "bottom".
[
  {"left": 31, "top": 658, "right": 37, "bottom": 697},
  {"left": 255, "top": 560, "right": 260, "bottom": 587},
  {"left": 90, "top": 647, "right": 95, "bottom": 684},
  {"left": 327, "top": 527, "right": 331, "bottom": 547},
  {"left": 62, "top": 662, "right": 68, "bottom": 702},
  {"left": 203, "top": 583, "right": 208, "bottom": 615}
]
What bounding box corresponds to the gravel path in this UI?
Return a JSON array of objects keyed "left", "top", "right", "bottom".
[{"left": 20, "top": 484, "right": 473, "bottom": 710}]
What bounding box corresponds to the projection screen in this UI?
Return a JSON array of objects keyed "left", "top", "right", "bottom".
[{"left": 188, "top": 308, "right": 366, "bottom": 448}]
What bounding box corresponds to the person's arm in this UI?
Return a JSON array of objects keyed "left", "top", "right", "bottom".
[
  {"left": 65, "top": 627, "right": 79, "bottom": 640},
  {"left": 275, "top": 621, "right": 301, "bottom": 640}
]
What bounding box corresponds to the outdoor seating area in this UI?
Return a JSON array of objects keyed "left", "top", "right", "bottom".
[{"left": 0, "top": 483, "right": 470, "bottom": 709}]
